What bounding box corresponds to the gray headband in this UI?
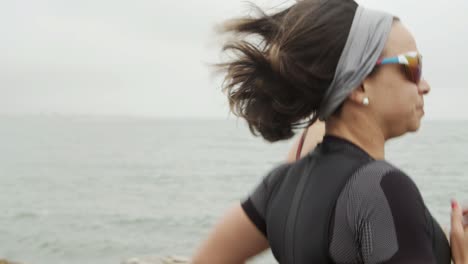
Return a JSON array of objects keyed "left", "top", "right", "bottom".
[{"left": 317, "top": 6, "right": 394, "bottom": 121}]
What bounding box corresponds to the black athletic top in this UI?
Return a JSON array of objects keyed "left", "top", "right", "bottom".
[{"left": 241, "top": 136, "right": 451, "bottom": 263}]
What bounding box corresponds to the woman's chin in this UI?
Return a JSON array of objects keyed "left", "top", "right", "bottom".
[{"left": 408, "top": 117, "right": 422, "bottom": 132}]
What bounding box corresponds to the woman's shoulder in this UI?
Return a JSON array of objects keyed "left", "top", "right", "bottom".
[
  {"left": 343, "top": 160, "right": 423, "bottom": 203},
  {"left": 258, "top": 156, "right": 313, "bottom": 195},
  {"left": 353, "top": 160, "right": 413, "bottom": 182},
  {"left": 261, "top": 162, "right": 292, "bottom": 188}
]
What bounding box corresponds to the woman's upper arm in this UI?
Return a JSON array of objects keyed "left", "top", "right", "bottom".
[
  {"left": 331, "top": 161, "right": 439, "bottom": 263},
  {"left": 191, "top": 203, "right": 269, "bottom": 264},
  {"left": 352, "top": 167, "right": 437, "bottom": 263},
  {"left": 378, "top": 170, "right": 438, "bottom": 263},
  {"left": 192, "top": 161, "right": 289, "bottom": 263}
]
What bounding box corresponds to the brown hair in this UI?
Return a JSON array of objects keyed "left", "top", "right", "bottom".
[{"left": 217, "top": 0, "right": 358, "bottom": 142}]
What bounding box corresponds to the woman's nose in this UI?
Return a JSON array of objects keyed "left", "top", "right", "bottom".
[{"left": 418, "top": 78, "right": 431, "bottom": 95}]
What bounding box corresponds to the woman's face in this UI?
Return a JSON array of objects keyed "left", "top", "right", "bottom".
[{"left": 365, "top": 21, "right": 431, "bottom": 139}]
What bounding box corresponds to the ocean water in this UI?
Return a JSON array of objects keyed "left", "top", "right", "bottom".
[{"left": 0, "top": 116, "right": 467, "bottom": 264}]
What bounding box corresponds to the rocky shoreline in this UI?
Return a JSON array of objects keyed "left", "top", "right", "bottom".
[
  {"left": 122, "top": 256, "right": 190, "bottom": 264},
  {"left": 0, "top": 256, "right": 190, "bottom": 264},
  {"left": 0, "top": 260, "right": 22, "bottom": 264}
]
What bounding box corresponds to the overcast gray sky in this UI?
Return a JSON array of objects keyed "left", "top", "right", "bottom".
[{"left": 1, "top": 0, "right": 467, "bottom": 119}]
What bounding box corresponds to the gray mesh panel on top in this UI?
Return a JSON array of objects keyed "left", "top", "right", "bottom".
[{"left": 330, "top": 160, "right": 399, "bottom": 264}]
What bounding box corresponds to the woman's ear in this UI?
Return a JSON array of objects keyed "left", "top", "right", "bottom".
[{"left": 348, "top": 84, "right": 367, "bottom": 105}]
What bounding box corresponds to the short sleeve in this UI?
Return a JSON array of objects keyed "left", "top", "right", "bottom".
[
  {"left": 330, "top": 161, "right": 437, "bottom": 264},
  {"left": 378, "top": 170, "right": 436, "bottom": 263},
  {"left": 241, "top": 163, "right": 290, "bottom": 237}
]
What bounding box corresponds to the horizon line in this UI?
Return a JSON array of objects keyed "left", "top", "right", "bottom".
[{"left": 0, "top": 113, "right": 467, "bottom": 122}]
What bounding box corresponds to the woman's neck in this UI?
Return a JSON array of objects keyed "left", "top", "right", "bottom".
[{"left": 325, "top": 112, "right": 386, "bottom": 160}]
